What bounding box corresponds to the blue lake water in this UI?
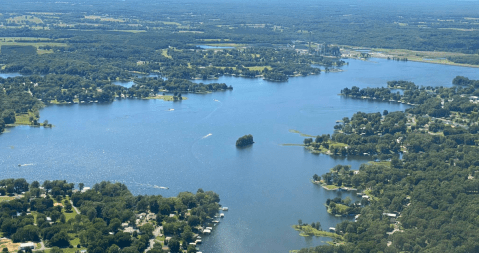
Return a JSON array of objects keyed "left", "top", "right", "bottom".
[
  {"left": 2, "top": 58, "right": 479, "bottom": 252},
  {"left": 0, "top": 73, "right": 23, "bottom": 78}
]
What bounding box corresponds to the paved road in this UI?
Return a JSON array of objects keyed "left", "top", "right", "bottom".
[
  {"left": 70, "top": 200, "right": 80, "bottom": 214},
  {"left": 145, "top": 226, "right": 163, "bottom": 252},
  {"left": 34, "top": 239, "right": 49, "bottom": 251}
]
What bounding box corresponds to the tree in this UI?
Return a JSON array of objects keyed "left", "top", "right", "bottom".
[
  {"left": 187, "top": 215, "right": 200, "bottom": 227},
  {"left": 2, "top": 110, "right": 16, "bottom": 124},
  {"left": 181, "top": 225, "right": 194, "bottom": 243},
  {"left": 109, "top": 218, "right": 122, "bottom": 233},
  {"left": 31, "top": 181, "right": 40, "bottom": 188},
  {"left": 303, "top": 138, "right": 313, "bottom": 145},
  {"left": 168, "top": 238, "right": 180, "bottom": 253},
  {"left": 64, "top": 202, "right": 72, "bottom": 213},
  {"left": 187, "top": 244, "right": 197, "bottom": 253},
  {"left": 107, "top": 244, "right": 121, "bottom": 253},
  {"left": 137, "top": 199, "right": 148, "bottom": 212},
  {"left": 50, "top": 247, "right": 63, "bottom": 253},
  {"left": 6, "top": 184, "right": 14, "bottom": 195},
  {"left": 343, "top": 197, "right": 352, "bottom": 205},
  {"left": 49, "top": 231, "right": 70, "bottom": 247},
  {"left": 298, "top": 219, "right": 303, "bottom": 226},
  {"left": 11, "top": 225, "right": 40, "bottom": 242},
  {"left": 383, "top": 110, "right": 389, "bottom": 116},
  {"left": 51, "top": 210, "right": 61, "bottom": 222},
  {"left": 150, "top": 200, "right": 159, "bottom": 214},
  {"left": 60, "top": 213, "right": 66, "bottom": 223},
  {"left": 120, "top": 247, "right": 139, "bottom": 253},
  {"left": 139, "top": 223, "right": 154, "bottom": 237},
  {"left": 13, "top": 178, "right": 29, "bottom": 193},
  {"left": 78, "top": 183, "right": 84, "bottom": 192}
]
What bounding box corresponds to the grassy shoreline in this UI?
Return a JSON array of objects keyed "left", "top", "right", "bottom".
[
  {"left": 342, "top": 46, "right": 479, "bottom": 68},
  {"left": 291, "top": 225, "right": 343, "bottom": 240}
]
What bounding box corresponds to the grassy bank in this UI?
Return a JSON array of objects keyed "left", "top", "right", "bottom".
[
  {"left": 292, "top": 225, "right": 343, "bottom": 240},
  {"left": 343, "top": 46, "right": 479, "bottom": 68},
  {"left": 144, "top": 95, "right": 187, "bottom": 101}
]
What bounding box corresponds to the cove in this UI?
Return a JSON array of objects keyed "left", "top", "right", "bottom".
[{"left": 2, "top": 58, "right": 479, "bottom": 252}]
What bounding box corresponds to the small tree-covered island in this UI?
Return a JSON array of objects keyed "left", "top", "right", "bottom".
[
  {"left": 235, "top": 134, "right": 254, "bottom": 147},
  {"left": 0, "top": 179, "right": 221, "bottom": 253}
]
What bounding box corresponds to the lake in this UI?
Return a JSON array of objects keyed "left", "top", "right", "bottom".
[
  {"left": 2, "top": 58, "right": 479, "bottom": 252},
  {"left": 0, "top": 73, "right": 24, "bottom": 78}
]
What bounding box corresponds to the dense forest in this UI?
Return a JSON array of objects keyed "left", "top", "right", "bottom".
[
  {"left": 299, "top": 76, "right": 479, "bottom": 252},
  {"left": 0, "top": 179, "right": 220, "bottom": 253}
]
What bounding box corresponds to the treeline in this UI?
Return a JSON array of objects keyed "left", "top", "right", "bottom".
[
  {"left": 452, "top": 76, "right": 479, "bottom": 87},
  {"left": 0, "top": 179, "right": 220, "bottom": 253},
  {"left": 0, "top": 45, "right": 37, "bottom": 55},
  {"left": 447, "top": 55, "right": 479, "bottom": 66},
  {"left": 133, "top": 78, "right": 231, "bottom": 95},
  {"left": 1, "top": 37, "right": 338, "bottom": 84}
]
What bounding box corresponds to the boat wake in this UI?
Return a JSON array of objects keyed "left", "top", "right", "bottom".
[
  {"left": 129, "top": 181, "right": 169, "bottom": 190},
  {"left": 18, "top": 163, "right": 34, "bottom": 167},
  {"left": 202, "top": 133, "right": 213, "bottom": 139}
]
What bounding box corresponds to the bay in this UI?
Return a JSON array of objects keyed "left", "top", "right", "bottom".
[{"left": 1, "top": 58, "right": 479, "bottom": 252}]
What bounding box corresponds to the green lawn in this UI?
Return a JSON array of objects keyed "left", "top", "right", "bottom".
[
  {"left": 63, "top": 210, "right": 77, "bottom": 221},
  {"left": 161, "top": 49, "right": 172, "bottom": 59},
  {"left": 323, "top": 184, "right": 339, "bottom": 190},
  {"left": 292, "top": 225, "right": 343, "bottom": 240},
  {"left": 13, "top": 112, "right": 36, "bottom": 126},
  {"left": 144, "top": 95, "right": 188, "bottom": 101},
  {"left": 60, "top": 196, "right": 78, "bottom": 220},
  {"left": 0, "top": 197, "right": 14, "bottom": 203},
  {"left": 333, "top": 203, "right": 350, "bottom": 214},
  {"left": 246, "top": 66, "right": 272, "bottom": 71}
]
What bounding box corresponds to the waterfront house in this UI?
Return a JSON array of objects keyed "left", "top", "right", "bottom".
[{"left": 18, "top": 242, "right": 35, "bottom": 251}]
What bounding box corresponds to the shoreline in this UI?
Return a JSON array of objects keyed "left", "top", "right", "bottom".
[
  {"left": 341, "top": 46, "right": 479, "bottom": 69},
  {"left": 291, "top": 225, "right": 343, "bottom": 240},
  {"left": 311, "top": 179, "right": 357, "bottom": 192}
]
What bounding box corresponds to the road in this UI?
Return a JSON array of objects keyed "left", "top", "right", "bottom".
[
  {"left": 70, "top": 200, "right": 80, "bottom": 214},
  {"left": 145, "top": 226, "right": 163, "bottom": 252}
]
